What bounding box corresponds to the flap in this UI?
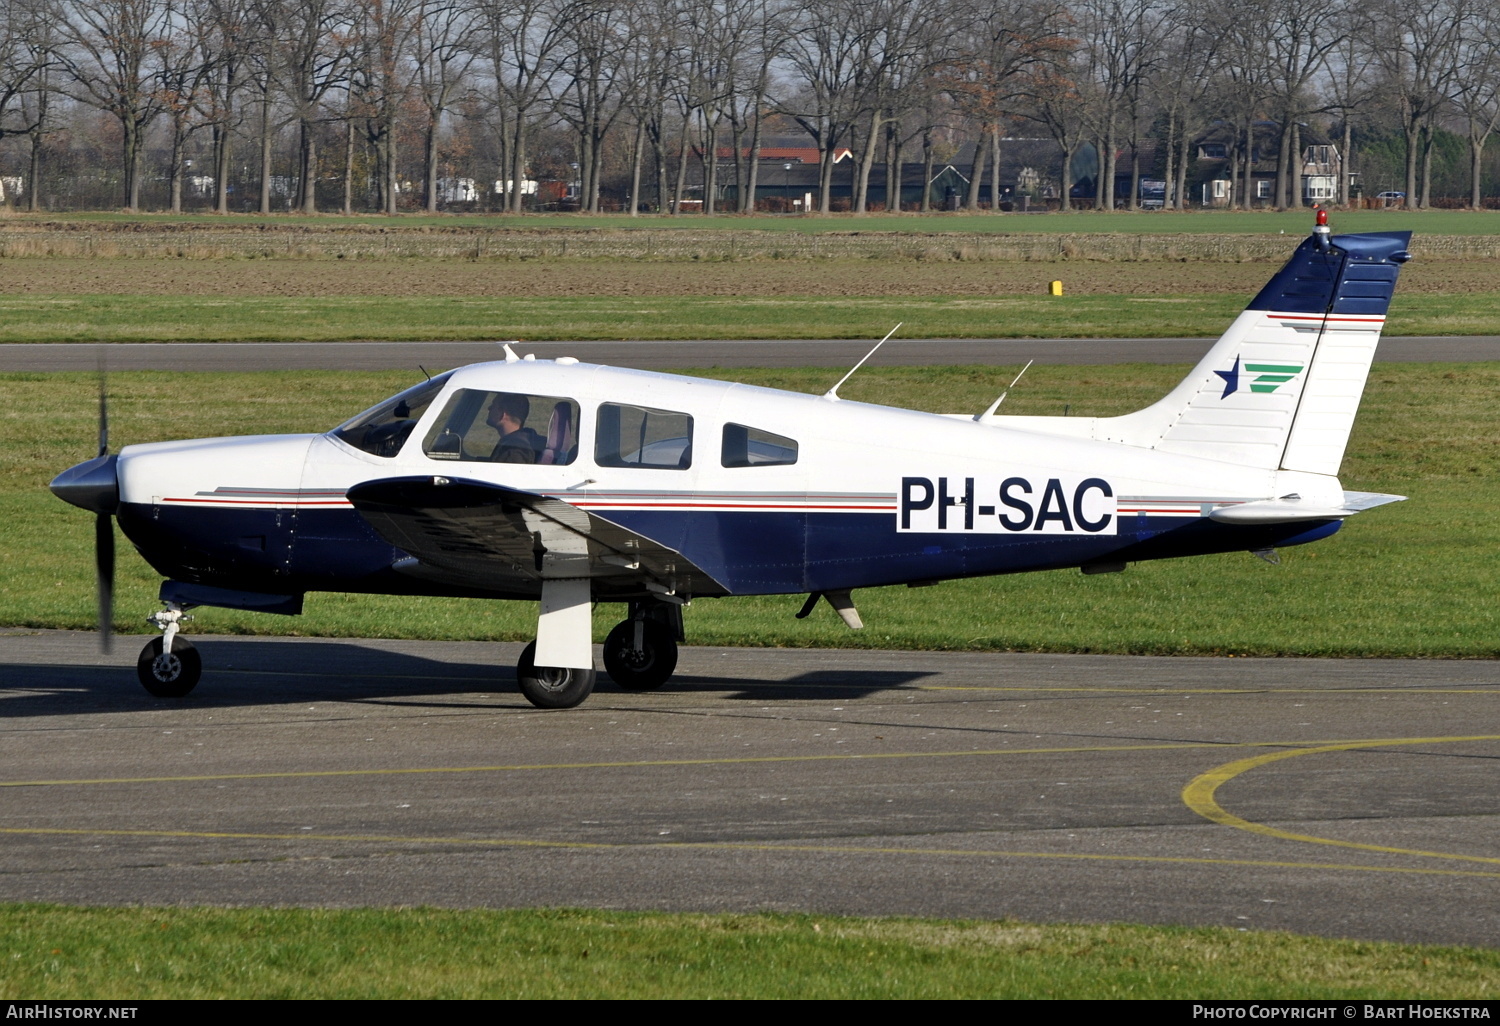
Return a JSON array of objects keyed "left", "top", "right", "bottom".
[{"left": 346, "top": 476, "right": 728, "bottom": 598}]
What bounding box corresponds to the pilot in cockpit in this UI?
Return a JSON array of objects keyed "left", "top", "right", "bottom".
[{"left": 486, "top": 392, "right": 545, "bottom": 463}]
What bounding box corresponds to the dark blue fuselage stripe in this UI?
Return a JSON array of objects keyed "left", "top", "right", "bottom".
[{"left": 117, "top": 504, "right": 1342, "bottom": 599}]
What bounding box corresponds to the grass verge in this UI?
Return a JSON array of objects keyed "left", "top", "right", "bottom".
[
  {"left": 6, "top": 363, "right": 1496, "bottom": 657},
  {"left": 0, "top": 291, "right": 1496, "bottom": 341},
  {"left": 3, "top": 905, "right": 1497, "bottom": 999}
]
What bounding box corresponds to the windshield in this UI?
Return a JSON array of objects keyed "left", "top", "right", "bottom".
[{"left": 331, "top": 373, "right": 453, "bottom": 458}]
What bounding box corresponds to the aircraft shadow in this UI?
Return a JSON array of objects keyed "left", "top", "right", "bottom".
[
  {"left": 681, "top": 668, "right": 937, "bottom": 702},
  {"left": 1, "top": 641, "right": 939, "bottom": 717}
]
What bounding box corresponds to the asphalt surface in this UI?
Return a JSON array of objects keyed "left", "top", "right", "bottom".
[
  {"left": 2, "top": 336, "right": 1497, "bottom": 372},
  {"left": 3, "top": 630, "right": 1497, "bottom": 947}
]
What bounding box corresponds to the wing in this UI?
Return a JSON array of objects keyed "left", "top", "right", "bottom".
[{"left": 346, "top": 476, "right": 728, "bottom": 599}]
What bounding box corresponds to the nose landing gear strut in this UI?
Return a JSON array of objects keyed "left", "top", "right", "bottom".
[{"left": 137, "top": 603, "right": 201, "bottom": 697}]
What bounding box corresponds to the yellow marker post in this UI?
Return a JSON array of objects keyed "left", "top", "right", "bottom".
[{"left": 1048, "top": 280, "right": 1063, "bottom": 296}]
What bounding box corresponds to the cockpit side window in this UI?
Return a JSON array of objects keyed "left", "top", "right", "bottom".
[
  {"left": 330, "top": 373, "right": 452, "bottom": 458},
  {"left": 721, "top": 423, "right": 798, "bottom": 467},
  {"left": 422, "top": 389, "right": 579, "bottom": 465},
  {"left": 595, "top": 403, "right": 693, "bottom": 469}
]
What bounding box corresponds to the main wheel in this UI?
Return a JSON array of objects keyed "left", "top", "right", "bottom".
[
  {"left": 603, "top": 619, "right": 678, "bottom": 691},
  {"left": 136, "top": 636, "right": 201, "bottom": 697},
  {"left": 516, "top": 641, "right": 596, "bottom": 709}
]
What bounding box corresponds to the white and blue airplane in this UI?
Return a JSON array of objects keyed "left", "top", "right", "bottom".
[{"left": 52, "top": 216, "right": 1412, "bottom": 709}]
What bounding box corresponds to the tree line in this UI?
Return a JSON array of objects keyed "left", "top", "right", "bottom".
[{"left": 0, "top": 0, "right": 1497, "bottom": 214}]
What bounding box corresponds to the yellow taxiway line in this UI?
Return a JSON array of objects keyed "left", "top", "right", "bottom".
[
  {"left": 6, "top": 734, "right": 1496, "bottom": 881},
  {"left": 4, "top": 825, "right": 1500, "bottom": 881},
  {"left": 0, "top": 735, "right": 1472, "bottom": 789},
  {"left": 1182, "top": 735, "right": 1500, "bottom": 866}
]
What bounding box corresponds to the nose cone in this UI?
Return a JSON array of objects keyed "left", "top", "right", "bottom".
[{"left": 50, "top": 454, "right": 119, "bottom": 513}]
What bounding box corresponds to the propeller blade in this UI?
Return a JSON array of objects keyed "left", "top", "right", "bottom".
[
  {"left": 95, "top": 513, "right": 114, "bottom": 653},
  {"left": 97, "top": 359, "right": 109, "bottom": 458},
  {"left": 95, "top": 351, "right": 113, "bottom": 651}
]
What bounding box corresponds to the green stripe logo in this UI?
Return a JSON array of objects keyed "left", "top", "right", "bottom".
[{"left": 1244, "top": 363, "right": 1304, "bottom": 394}]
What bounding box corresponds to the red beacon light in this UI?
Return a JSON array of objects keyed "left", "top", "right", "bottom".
[{"left": 1313, "top": 206, "right": 1331, "bottom": 250}]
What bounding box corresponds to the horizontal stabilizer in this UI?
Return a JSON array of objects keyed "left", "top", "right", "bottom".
[{"left": 1208, "top": 491, "right": 1406, "bottom": 525}]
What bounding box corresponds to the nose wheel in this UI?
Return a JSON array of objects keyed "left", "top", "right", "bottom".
[
  {"left": 136, "top": 636, "right": 201, "bottom": 697},
  {"left": 137, "top": 603, "right": 200, "bottom": 697}
]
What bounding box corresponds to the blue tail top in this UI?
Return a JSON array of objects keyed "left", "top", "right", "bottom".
[{"left": 1247, "top": 230, "right": 1413, "bottom": 317}]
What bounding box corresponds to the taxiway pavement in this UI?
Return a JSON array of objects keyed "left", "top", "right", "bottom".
[
  {"left": 3, "top": 630, "right": 1496, "bottom": 947},
  {"left": 1, "top": 336, "right": 1496, "bottom": 372}
]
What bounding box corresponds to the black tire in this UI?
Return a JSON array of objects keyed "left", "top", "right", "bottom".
[
  {"left": 136, "top": 636, "right": 201, "bottom": 697},
  {"left": 516, "top": 641, "right": 596, "bottom": 709},
  {"left": 603, "top": 619, "right": 678, "bottom": 691}
]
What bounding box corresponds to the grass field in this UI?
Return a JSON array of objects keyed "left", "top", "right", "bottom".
[
  {"left": 3, "top": 210, "right": 1498, "bottom": 266},
  {"left": 4, "top": 905, "right": 1498, "bottom": 999},
  {"left": 1, "top": 292, "right": 1497, "bottom": 341},
  {"left": 7, "top": 207, "right": 1500, "bottom": 235},
  {"left": 7, "top": 363, "right": 1496, "bottom": 658}
]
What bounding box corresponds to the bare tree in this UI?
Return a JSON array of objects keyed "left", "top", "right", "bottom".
[
  {"left": 1075, "top": 0, "right": 1168, "bottom": 211},
  {"left": 1150, "top": 1, "right": 1224, "bottom": 209},
  {"left": 1025, "top": 56, "right": 1091, "bottom": 210},
  {"left": 1371, "top": 0, "right": 1465, "bottom": 208},
  {"left": 1451, "top": 2, "right": 1500, "bottom": 208},
  {"left": 1321, "top": 1, "right": 1377, "bottom": 206},
  {"left": 558, "top": 0, "right": 628, "bottom": 212},
  {"left": 59, "top": 0, "right": 173, "bottom": 210},
  {"left": 946, "top": 0, "right": 1071, "bottom": 210},
  {"left": 781, "top": 0, "right": 866, "bottom": 212},
  {"left": 1260, "top": 0, "right": 1347, "bottom": 209},
  {"left": 840, "top": 0, "right": 935, "bottom": 213},
  {"left": 350, "top": 0, "right": 423, "bottom": 214},
  {"left": 196, "top": 0, "right": 253, "bottom": 213},
  {"left": 615, "top": 0, "right": 677, "bottom": 213},
  {"left": 912, "top": 75, "right": 956, "bottom": 211},
  {"left": 1, "top": 0, "right": 58, "bottom": 208},
  {"left": 157, "top": 9, "right": 212, "bottom": 212},
  {"left": 480, "top": 0, "right": 569, "bottom": 213},
  {"left": 695, "top": 0, "right": 786, "bottom": 215},
  {"left": 0, "top": 0, "right": 55, "bottom": 143},
  {"left": 244, "top": 0, "right": 285, "bottom": 213},
  {"left": 411, "top": 0, "right": 475, "bottom": 211},
  {"left": 277, "top": 0, "right": 350, "bottom": 213},
  {"left": 725, "top": 0, "right": 788, "bottom": 213},
  {"left": 1202, "top": 1, "right": 1275, "bottom": 209}
]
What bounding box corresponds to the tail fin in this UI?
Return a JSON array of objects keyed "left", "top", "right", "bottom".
[{"left": 1004, "top": 228, "right": 1413, "bottom": 475}]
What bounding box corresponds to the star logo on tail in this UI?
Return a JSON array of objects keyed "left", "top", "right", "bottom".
[
  {"left": 1214, "top": 357, "right": 1240, "bottom": 398},
  {"left": 1214, "top": 357, "right": 1305, "bottom": 398}
]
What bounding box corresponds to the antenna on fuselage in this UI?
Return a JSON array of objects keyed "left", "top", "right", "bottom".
[
  {"left": 975, "top": 359, "right": 1034, "bottom": 422},
  {"left": 822, "top": 323, "right": 902, "bottom": 401},
  {"left": 500, "top": 341, "right": 522, "bottom": 363}
]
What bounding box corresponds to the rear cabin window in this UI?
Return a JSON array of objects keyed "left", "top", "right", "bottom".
[
  {"left": 422, "top": 389, "right": 580, "bottom": 465},
  {"left": 331, "top": 373, "right": 452, "bottom": 458},
  {"left": 595, "top": 403, "right": 693, "bottom": 469},
  {"left": 721, "top": 423, "right": 798, "bottom": 467}
]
